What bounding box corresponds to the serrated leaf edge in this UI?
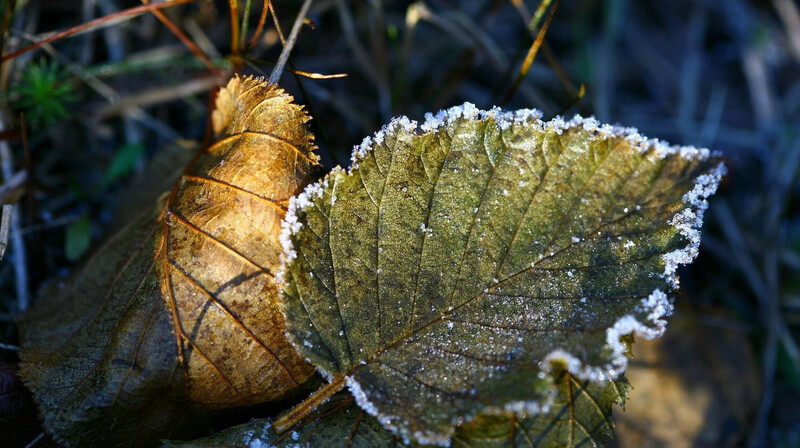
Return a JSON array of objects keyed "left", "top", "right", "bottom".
[{"left": 277, "top": 103, "right": 726, "bottom": 446}]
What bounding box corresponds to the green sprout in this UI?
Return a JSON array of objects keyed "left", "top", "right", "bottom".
[{"left": 11, "top": 58, "right": 76, "bottom": 127}]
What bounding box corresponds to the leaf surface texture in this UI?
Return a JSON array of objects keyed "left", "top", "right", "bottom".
[{"left": 280, "top": 105, "right": 725, "bottom": 444}]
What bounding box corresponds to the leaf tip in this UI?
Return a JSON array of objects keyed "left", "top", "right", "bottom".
[{"left": 540, "top": 289, "right": 674, "bottom": 383}]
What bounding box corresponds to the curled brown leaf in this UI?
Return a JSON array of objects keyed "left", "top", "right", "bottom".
[{"left": 18, "top": 76, "right": 321, "bottom": 446}]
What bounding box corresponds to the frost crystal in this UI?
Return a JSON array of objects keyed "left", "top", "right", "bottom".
[
  {"left": 351, "top": 135, "right": 372, "bottom": 167},
  {"left": 662, "top": 162, "right": 726, "bottom": 286},
  {"left": 278, "top": 170, "right": 338, "bottom": 287}
]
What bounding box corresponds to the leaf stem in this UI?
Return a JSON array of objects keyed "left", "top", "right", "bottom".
[{"left": 272, "top": 375, "right": 346, "bottom": 434}]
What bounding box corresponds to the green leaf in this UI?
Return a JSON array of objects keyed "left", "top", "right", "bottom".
[
  {"left": 102, "top": 142, "right": 146, "bottom": 186},
  {"left": 279, "top": 104, "right": 725, "bottom": 444},
  {"left": 64, "top": 215, "right": 91, "bottom": 261},
  {"left": 451, "top": 371, "right": 628, "bottom": 448},
  {"left": 163, "top": 371, "right": 628, "bottom": 447}
]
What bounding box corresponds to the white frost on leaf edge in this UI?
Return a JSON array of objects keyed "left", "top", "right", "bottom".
[
  {"left": 347, "top": 376, "right": 457, "bottom": 447},
  {"left": 278, "top": 102, "right": 726, "bottom": 447},
  {"left": 276, "top": 170, "right": 336, "bottom": 289},
  {"left": 661, "top": 162, "right": 727, "bottom": 287},
  {"left": 351, "top": 116, "right": 418, "bottom": 169},
  {"left": 540, "top": 289, "right": 673, "bottom": 383}
]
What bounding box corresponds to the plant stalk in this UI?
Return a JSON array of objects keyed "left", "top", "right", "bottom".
[
  {"left": 272, "top": 375, "right": 346, "bottom": 434},
  {"left": 269, "top": 0, "right": 313, "bottom": 84}
]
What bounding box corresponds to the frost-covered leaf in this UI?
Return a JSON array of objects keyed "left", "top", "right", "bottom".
[
  {"left": 163, "top": 371, "right": 628, "bottom": 447},
  {"left": 279, "top": 104, "right": 725, "bottom": 445},
  {"left": 18, "top": 76, "right": 320, "bottom": 446}
]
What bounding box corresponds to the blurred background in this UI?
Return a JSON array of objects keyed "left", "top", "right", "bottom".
[{"left": 0, "top": 0, "right": 797, "bottom": 446}]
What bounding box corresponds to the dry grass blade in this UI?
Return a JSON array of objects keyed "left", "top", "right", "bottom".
[
  {"left": 228, "top": 0, "right": 240, "bottom": 54},
  {"left": 248, "top": 0, "right": 272, "bottom": 49},
  {"left": 500, "top": 0, "right": 560, "bottom": 105},
  {"left": 529, "top": 0, "right": 553, "bottom": 32}
]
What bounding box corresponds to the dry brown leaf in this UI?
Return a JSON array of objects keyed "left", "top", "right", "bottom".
[{"left": 18, "top": 76, "right": 321, "bottom": 446}]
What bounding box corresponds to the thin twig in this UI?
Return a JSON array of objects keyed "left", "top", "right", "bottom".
[
  {"left": 592, "top": 0, "right": 624, "bottom": 121},
  {"left": 0, "top": 341, "right": 19, "bottom": 350},
  {"left": 742, "top": 46, "right": 775, "bottom": 129},
  {"left": 23, "top": 432, "right": 44, "bottom": 448},
  {"left": 1, "top": 0, "right": 199, "bottom": 63},
  {"left": 272, "top": 375, "right": 346, "bottom": 434},
  {"left": 0, "top": 204, "right": 12, "bottom": 260},
  {"left": 17, "top": 32, "right": 192, "bottom": 140},
  {"left": 268, "top": 1, "right": 286, "bottom": 44},
  {"left": 182, "top": 19, "right": 224, "bottom": 60},
  {"left": 140, "top": 0, "right": 217, "bottom": 71},
  {"left": 94, "top": 75, "right": 221, "bottom": 119},
  {"left": 676, "top": 7, "right": 706, "bottom": 141},
  {"left": 0, "top": 169, "right": 26, "bottom": 204},
  {"left": 269, "top": 0, "right": 313, "bottom": 84},
  {"left": 247, "top": 58, "right": 346, "bottom": 79},
  {"left": 248, "top": 0, "right": 271, "bottom": 49},
  {"left": 367, "top": 0, "right": 391, "bottom": 121},
  {"left": 528, "top": 0, "right": 552, "bottom": 32},
  {"left": 714, "top": 198, "right": 793, "bottom": 448},
  {"left": 508, "top": 0, "right": 531, "bottom": 25},
  {"left": 335, "top": 0, "right": 381, "bottom": 85}
]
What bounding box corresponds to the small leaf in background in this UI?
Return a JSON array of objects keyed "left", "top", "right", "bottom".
[
  {"left": 163, "top": 371, "right": 628, "bottom": 447},
  {"left": 279, "top": 104, "right": 725, "bottom": 444},
  {"left": 102, "top": 142, "right": 146, "bottom": 186},
  {"left": 18, "top": 76, "right": 321, "bottom": 446},
  {"left": 63, "top": 215, "right": 91, "bottom": 261}
]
